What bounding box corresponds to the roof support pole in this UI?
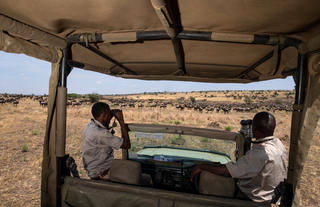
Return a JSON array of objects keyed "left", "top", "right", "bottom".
[
  {"left": 286, "top": 53, "right": 307, "bottom": 207},
  {"left": 178, "top": 31, "right": 301, "bottom": 47},
  {"left": 171, "top": 37, "right": 185, "bottom": 75},
  {"left": 78, "top": 43, "right": 137, "bottom": 75},
  {"left": 150, "top": 0, "right": 186, "bottom": 75},
  {"left": 236, "top": 45, "right": 288, "bottom": 79},
  {"left": 56, "top": 44, "right": 73, "bottom": 207},
  {"left": 295, "top": 54, "right": 307, "bottom": 106}
]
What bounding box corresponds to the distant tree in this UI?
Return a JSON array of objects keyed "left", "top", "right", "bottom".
[{"left": 68, "top": 93, "right": 82, "bottom": 99}]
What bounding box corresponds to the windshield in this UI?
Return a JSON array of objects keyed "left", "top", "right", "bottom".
[{"left": 128, "top": 131, "right": 236, "bottom": 163}]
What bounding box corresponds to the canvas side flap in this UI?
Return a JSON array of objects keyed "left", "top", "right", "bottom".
[
  {"left": 41, "top": 56, "right": 62, "bottom": 207},
  {"left": 0, "top": 30, "right": 61, "bottom": 63},
  {"left": 291, "top": 53, "right": 320, "bottom": 207},
  {"left": 0, "top": 14, "right": 65, "bottom": 48}
]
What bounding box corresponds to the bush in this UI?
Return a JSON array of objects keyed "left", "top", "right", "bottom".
[
  {"left": 169, "top": 120, "right": 181, "bottom": 125},
  {"left": 88, "top": 93, "right": 100, "bottom": 103},
  {"left": 171, "top": 137, "right": 185, "bottom": 145},
  {"left": 24, "top": 116, "right": 30, "bottom": 121},
  {"left": 170, "top": 138, "right": 176, "bottom": 144},
  {"left": 275, "top": 98, "right": 282, "bottom": 104},
  {"left": 244, "top": 96, "right": 252, "bottom": 104},
  {"left": 224, "top": 126, "right": 233, "bottom": 131},
  {"left": 22, "top": 144, "right": 28, "bottom": 152},
  {"left": 201, "top": 137, "right": 210, "bottom": 142},
  {"left": 131, "top": 143, "right": 137, "bottom": 152},
  {"left": 32, "top": 130, "right": 39, "bottom": 136},
  {"left": 178, "top": 97, "right": 185, "bottom": 102},
  {"left": 190, "top": 96, "right": 196, "bottom": 103}
]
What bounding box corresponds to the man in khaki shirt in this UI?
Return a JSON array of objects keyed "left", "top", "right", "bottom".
[
  {"left": 82, "top": 102, "right": 130, "bottom": 179},
  {"left": 191, "top": 112, "right": 287, "bottom": 203}
]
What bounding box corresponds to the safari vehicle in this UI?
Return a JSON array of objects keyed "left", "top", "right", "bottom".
[{"left": 0, "top": 0, "right": 319, "bottom": 207}]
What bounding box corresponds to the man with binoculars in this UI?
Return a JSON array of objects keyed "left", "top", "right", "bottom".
[{"left": 82, "top": 102, "right": 131, "bottom": 180}]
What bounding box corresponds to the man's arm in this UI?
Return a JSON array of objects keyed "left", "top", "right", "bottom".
[
  {"left": 113, "top": 110, "right": 131, "bottom": 149},
  {"left": 191, "top": 163, "right": 231, "bottom": 182}
]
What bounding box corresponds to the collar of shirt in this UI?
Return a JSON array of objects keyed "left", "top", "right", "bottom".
[
  {"left": 92, "top": 119, "right": 106, "bottom": 129},
  {"left": 251, "top": 136, "right": 275, "bottom": 145}
]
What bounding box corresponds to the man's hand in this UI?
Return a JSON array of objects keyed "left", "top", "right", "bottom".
[
  {"left": 113, "top": 109, "right": 131, "bottom": 150},
  {"left": 113, "top": 109, "right": 124, "bottom": 122}
]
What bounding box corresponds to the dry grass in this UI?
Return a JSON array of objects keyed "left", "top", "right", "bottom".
[{"left": 0, "top": 91, "right": 318, "bottom": 206}]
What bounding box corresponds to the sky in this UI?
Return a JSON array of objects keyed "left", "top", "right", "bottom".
[{"left": 0, "top": 51, "right": 295, "bottom": 95}]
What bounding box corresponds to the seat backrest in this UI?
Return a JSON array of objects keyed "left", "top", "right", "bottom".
[
  {"left": 109, "top": 159, "right": 141, "bottom": 185},
  {"left": 62, "top": 176, "right": 271, "bottom": 207},
  {"left": 199, "top": 171, "right": 235, "bottom": 197}
]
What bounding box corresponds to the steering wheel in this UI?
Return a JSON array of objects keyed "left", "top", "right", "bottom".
[
  {"left": 185, "top": 162, "right": 201, "bottom": 193},
  {"left": 193, "top": 172, "right": 201, "bottom": 193}
]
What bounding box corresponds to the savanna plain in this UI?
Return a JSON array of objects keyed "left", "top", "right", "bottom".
[{"left": 0, "top": 90, "right": 319, "bottom": 206}]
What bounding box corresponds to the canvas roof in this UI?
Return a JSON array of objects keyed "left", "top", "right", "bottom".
[{"left": 0, "top": 0, "right": 319, "bottom": 83}]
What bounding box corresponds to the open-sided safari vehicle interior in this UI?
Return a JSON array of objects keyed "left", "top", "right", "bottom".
[
  {"left": 0, "top": 0, "right": 320, "bottom": 207},
  {"left": 63, "top": 123, "right": 257, "bottom": 207}
]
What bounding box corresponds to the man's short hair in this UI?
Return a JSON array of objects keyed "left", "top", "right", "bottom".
[
  {"left": 91, "top": 102, "right": 110, "bottom": 119},
  {"left": 253, "top": 112, "right": 276, "bottom": 136}
]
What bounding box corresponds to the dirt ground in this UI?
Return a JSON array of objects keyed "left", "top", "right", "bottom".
[{"left": 0, "top": 91, "right": 319, "bottom": 206}]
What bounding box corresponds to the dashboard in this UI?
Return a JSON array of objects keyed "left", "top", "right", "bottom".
[{"left": 130, "top": 158, "right": 204, "bottom": 193}]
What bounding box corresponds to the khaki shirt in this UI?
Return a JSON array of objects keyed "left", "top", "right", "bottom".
[
  {"left": 226, "top": 136, "right": 287, "bottom": 202},
  {"left": 82, "top": 119, "right": 123, "bottom": 178}
]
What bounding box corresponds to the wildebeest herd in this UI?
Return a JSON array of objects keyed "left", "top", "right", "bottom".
[
  {"left": 106, "top": 97, "right": 293, "bottom": 113},
  {"left": 0, "top": 94, "right": 22, "bottom": 106},
  {"left": 0, "top": 94, "right": 90, "bottom": 107},
  {"left": 0, "top": 92, "right": 294, "bottom": 113}
]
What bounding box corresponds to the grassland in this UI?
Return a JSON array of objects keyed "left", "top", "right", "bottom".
[{"left": 0, "top": 90, "right": 319, "bottom": 206}]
